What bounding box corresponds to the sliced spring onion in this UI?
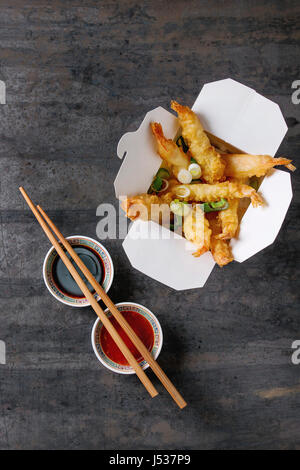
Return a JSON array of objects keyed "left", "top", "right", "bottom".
[
  {"left": 210, "top": 199, "right": 229, "bottom": 210},
  {"left": 170, "top": 199, "right": 190, "bottom": 217},
  {"left": 160, "top": 178, "right": 169, "bottom": 192},
  {"left": 151, "top": 176, "right": 169, "bottom": 193},
  {"left": 175, "top": 185, "right": 191, "bottom": 198},
  {"left": 156, "top": 168, "right": 170, "bottom": 180},
  {"left": 177, "top": 169, "right": 193, "bottom": 184},
  {"left": 170, "top": 200, "right": 182, "bottom": 216},
  {"left": 190, "top": 157, "right": 197, "bottom": 164},
  {"left": 188, "top": 163, "right": 202, "bottom": 179},
  {"left": 149, "top": 168, "right": 170, "bottom": 193},
  {"left": 151, "top": 175, "right": 163, "bottom": 192},
  {"left": 201, "top": 198, "right": 229, "bottom": 212},
  {"left": 176, "top": 136, "right": 189, "bottom": 153}
]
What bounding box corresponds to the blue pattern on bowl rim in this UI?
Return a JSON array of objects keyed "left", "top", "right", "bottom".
[
  {"left": 43, "top": 236, "right": 114, "bottom": 307},
  {"left": 92, "top": 302, "right": 163, "bottom": 374}
]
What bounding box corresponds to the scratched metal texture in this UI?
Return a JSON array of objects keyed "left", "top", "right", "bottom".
[{"left": 0, "top": 0, "right": 299, "bottom": 450}]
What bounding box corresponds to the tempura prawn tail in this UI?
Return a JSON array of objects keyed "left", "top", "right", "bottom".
[
  {"left": 249, "top": 189, "right": 264, "bottom": 208},
  {"left": 232, "top": 182, "right": 263, "bottom": 208},
  {"left": 284, "top": 161, "right": 296, "bottom": 172},
  {"left": 208, "top": 214, "right": 234, "bottom": 267},
  {"left": 151, "top": 122, "right": 190, "bottom": 173},
  {"left": 193, "top": 246, "right": 209, "bottom": 257},
  {"left": 275, "top": 157, "right": 296, "bottom": 171},
  {"left": 223, "top": 153, "right": 296, "bottom": 179},
  {"left": 210, "top": 237, "right": 234, "bottom": 267},
  {"left": 225, "top": 180, "right": 264, "bottom": 207}
]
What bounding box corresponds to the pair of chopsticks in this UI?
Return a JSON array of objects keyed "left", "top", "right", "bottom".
[{"left": 19, "top": 187, "right": 187, "bottom": 409}]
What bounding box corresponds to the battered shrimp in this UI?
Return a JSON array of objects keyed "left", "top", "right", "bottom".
[
  {"left": 210, "top": 237, "right": 234, "bottom": 267},
  {"left": 223, "top": 154, "right": 296, "bottom": 179},
  {"left": 171, "top": 181, "right": 263, "bottom": 207},
  {"left": 121, "top": 193, "right": 173, "bottom": 224},
  {"left": 171, "top": 101, "right": 225, "bottom": 184},
  {"left": 151, "top": 122, "right": 190, "bottom": 177},
  {"left": 183, "top": 204, "right": 212, "bottom": 257},
  {"left": 216, "top": 199, "right": 239, "bottom": 240},
  {"left": 208, "top": 215, "right": 233, "bottom": 267}
]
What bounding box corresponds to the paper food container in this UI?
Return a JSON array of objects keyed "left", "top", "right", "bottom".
[{"left": 114, "top": 79, "right": 292, "bottom": 290}]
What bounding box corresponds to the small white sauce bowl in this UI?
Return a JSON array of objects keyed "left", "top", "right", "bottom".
[{"left": 43, "top": 235, "right": 114, "bottom": 307}]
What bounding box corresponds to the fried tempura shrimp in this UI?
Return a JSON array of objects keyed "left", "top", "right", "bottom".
[
  {"left": 223, "top": 154, "right": 296, "bottom": 179},
  {"left": 216, "top": 199, "right": 239, "bottom": 240},
  {"left": 171, "top": 181, "right": 263, "bottom": 207},
  {"left": 208, "top": 215, "right": 234, "bottom": 267},
  {"left": 151, "top": 122, "right": 190, "bottom": 178},
  {"left": 210, "top": 237, "right": 234, "bottom": 267},
  {"left": 171, "top": 101, "right": 225, "bottom": 184},
  {"left": 183, "top": 205, "right": 212, "bottom": 257},
  {"left": 121, "top": 193, "right": 173, "bottom": 224}
]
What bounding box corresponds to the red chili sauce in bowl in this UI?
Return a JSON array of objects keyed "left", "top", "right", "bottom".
[{"left": 100, "top": 310, "right": 154, "bottom": 366}]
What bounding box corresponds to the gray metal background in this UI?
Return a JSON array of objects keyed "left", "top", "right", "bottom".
[{"left": 0, "top": 0, "right": 299, "bottom": 450}]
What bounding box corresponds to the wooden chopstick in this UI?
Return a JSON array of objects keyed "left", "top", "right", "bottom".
[
  {"left": 36, "top": 204, "right": 187, "bottom": 409},
  {"left": 19, "top": 187, "right": 158, "bottom": 399}
]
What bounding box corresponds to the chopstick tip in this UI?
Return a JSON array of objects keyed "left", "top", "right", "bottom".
[{"left": 19, "top": 186, "right": 26, "bottom": 197}]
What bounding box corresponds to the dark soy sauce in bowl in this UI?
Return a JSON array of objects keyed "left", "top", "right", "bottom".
[{"left": 52, "top": 245, "right": 104, "bottom": 298}]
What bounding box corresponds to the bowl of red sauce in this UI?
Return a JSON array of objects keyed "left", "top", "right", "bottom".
[
  {"left": 43, "top": 235, "right": 114, "bottom": 307},
  {"left": 91, "top": 302, "right": 163, "bottom": 374}
]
